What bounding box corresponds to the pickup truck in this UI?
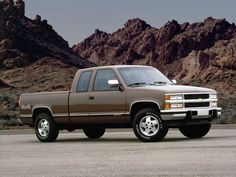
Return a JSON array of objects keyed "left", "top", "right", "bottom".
[{"left": 19, "top": 65, "right": 222, "bottom": 142}]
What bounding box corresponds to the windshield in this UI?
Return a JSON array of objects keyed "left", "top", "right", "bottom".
[{"left": 118, "top": 67, "right": 172, "bottom": 87}]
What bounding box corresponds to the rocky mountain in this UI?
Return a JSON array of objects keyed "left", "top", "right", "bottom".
[
  {"left": 74, "top": 17, "right": 236, "bottom": 123},
  {"left": 0, "top": 0, "right": 93, "bottom": 125},
  {"left": 0, "top": 0, "right": 235, "bottom": 124},
  {"left": 0, "top": 0, "right": 93, "bottom": 91}
]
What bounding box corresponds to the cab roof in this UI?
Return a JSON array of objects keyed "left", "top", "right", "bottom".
[{"left": 79, "top": 65, "right": 154, "bottom": 71}]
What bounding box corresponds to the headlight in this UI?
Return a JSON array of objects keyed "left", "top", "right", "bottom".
[
  {"left": 210, "top": 93, "right": 217, "bottom": 99},
  {"left": 170, "top": 103, "right": 183, "bottom": 108},
  {"left": 165, "top": 94, "right": 183, "bottom": 100},
  {"left": 165, "top": 103, "right": 183, "bottom": 109}
]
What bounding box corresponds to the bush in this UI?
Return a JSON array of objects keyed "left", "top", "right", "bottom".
[{"left": 0, "top": 93, "right": 23, "bottom": 126}]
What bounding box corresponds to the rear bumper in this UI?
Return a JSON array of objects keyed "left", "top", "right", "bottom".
[
  {"left": 20, "top": 114, "right": 33, "bottom": 126},
  {"left": 160, "top": 107, "right": 222, "bottom": 121}
]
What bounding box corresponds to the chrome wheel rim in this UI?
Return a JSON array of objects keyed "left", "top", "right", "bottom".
[
  {"left": 38, "top": 119, "right": 50, "bottom": 137},
  {"left": 139, "top": 115, "right": 159, "bottom": 136}
]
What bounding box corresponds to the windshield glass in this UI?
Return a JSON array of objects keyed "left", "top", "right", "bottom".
[{"left": 118, "top": 67, "right": 172, "bottom": 87}]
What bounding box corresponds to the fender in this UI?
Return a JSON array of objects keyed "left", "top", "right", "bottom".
[{"left": 129, "top": 100, "right": 161, "bottom": 113}]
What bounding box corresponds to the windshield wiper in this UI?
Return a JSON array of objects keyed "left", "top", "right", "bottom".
[
  {"left": 128, "top": 82, "right": 146, "bottom": 87},
  {"left": 151, "top": 81, "right": 168, "bottom": 85}
]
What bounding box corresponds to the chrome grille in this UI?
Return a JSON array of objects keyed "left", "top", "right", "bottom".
[
  {"left": 184, "top": 94, "right": 209, "bottom": 100},
  {"left": 185, "top": 102, "right": 210, "bottom": 108}
]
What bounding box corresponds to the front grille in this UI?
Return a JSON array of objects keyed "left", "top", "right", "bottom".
[
  {"left": 184, "top": 94, "right": 209, "bottom": 100},
  {"left": 185, "top": 102, "right": 209, "bottom": 108}
]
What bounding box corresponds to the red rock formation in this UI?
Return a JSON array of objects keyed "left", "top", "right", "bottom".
[
  {"left": 0, "top": 0, "right": 93, "bottom": 94},
  {"left": 15, "top": 0, "right": 25, "bottom": 17},
  {"left": 0, "top": 0, "right": 235, "bottom": 123},
  {"left": 74, "top": 17, "right": 236, "bottom": 123},
  {"left": 74, "top": 17, "right": 236, "bottom": 95},
  {"left": 0, "top": 0, "right": 92, "bottom": 70},
  {"left": 0, "top": 79, "right": 12, "bottom": 88}
]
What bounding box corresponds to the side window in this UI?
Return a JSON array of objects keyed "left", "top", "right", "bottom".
[
  {"left": 76, "top": 71, "right": 92, "bottom": 92},
  {"left": 93, "top": 69, "right": 118, "bottom": 91}
]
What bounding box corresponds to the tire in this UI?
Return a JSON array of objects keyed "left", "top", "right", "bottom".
[
  {"left": 35, "top": 113, "right": 59, "bottom": 142},
  {"left": 83, "top": 126, "right": 105, "bottom": 139},
  {"left": 179, "top": 124, "right": 211, "bottom": 139},
  {"left": 132, "top": 108, "right": 168, "bottom": 142},
  {"left": 160, "top": 126, "right": 169, "bottom": 140},
  {"left": 66, "top": 128, "right": 76, "bottom": 132}
]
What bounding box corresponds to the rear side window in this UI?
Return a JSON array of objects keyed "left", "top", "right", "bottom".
[{"left": 76, "top": 71, "right": 92, "bottom": 92}]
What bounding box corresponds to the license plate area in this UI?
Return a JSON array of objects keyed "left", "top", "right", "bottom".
[{"left": 197, "top": 109, "right": 209, "bottom": 116}]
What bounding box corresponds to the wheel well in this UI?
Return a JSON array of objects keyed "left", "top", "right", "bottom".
[
  {"left": 130, "top": 102, "right": 160, "bottom": 120},
  {"left": 32, "top": 108, "right": 52, "bottom": 125}
]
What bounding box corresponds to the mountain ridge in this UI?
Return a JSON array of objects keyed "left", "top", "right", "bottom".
[
  {"left": 0, "top": 0, "right": 93, "bottom": 93},
  {"left": 74, "top": 17, "right": 236, "bottom": 94},
  {"left": 0, "top": 0, "right": 235, "bottom": 123},
  {"left": 74, "top": 17, "right": 236, "bottom": 123},
  {"left": 0, "top": 0, "right": 93, "bottom": 124}
]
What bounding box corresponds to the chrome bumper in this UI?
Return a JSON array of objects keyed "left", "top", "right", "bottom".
[{"left": 160, "top": 107, "right": 222, "bottom": 121}]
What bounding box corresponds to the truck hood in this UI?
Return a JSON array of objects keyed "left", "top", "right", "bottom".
[{"left": 130, "top": 84, "right": 216, "bottom": 94}]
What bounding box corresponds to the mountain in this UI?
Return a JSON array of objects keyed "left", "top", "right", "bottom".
[
  {"left": 0, "top": 0, "right": 94, "bottom": 92},
  {"left": 0, "top": 0, "right": 235, "bottom": 124},
  {"left": 0, "top": 0, "right": 93, "bottom": 125},
  {"left": 74, "top": 17, "right": 236, "bottom": 123}
]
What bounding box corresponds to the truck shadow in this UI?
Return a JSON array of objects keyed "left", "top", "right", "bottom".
[
  {"left": 55, "top": 136, "right": 223, "bottom": 143},
  {"left": 56, "top": 137, "right": 139, "bottom": 143},
  {"left": 23, "top": 135, "right": 230, "bottom": 144}
]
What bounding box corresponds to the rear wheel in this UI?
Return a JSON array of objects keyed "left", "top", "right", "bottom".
[
  {"left": 132, "top": 108, "right": 168, "bottom": 142},
  {"left": 35, "top": 113, "right": 59, "bottom": 142},
  {"left": 179, "top": 124, "right": 211, "bottom": 138},
  {"left": 83, "top": 126, "right": 105, "bottom": 139}
]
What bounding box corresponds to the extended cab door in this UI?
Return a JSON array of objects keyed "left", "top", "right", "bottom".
[
  {"left": 69, "top": 70, "right": 93, "bottom": 123},
  {"left": 87, "top": 68, "right": 127, "bottom": 123}
]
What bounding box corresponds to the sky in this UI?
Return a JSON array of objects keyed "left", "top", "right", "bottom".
[{"left": 24, "top": 0, "right": 236, "bottom": 46}]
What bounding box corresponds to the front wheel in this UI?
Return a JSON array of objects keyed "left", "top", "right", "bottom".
[
  {"left": 132, "top": 108, "right": 168, "bottom": 142},
  {"left": 83, "top": 126, "right": 105, "bottom": 139},
  {"left": 35, "top": 113, "right": 59, "bottom": 142},
  {"left": 179, "top": 124, "right": 211, "bottom": 138}
]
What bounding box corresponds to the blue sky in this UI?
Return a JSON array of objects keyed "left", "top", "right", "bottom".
[{"left": 25, "top": 0, "right": 236, "bottom": 46}]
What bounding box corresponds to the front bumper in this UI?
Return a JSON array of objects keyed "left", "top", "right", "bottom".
[{"left": 160, "top": 107, "right": 222, "bottom": 121}]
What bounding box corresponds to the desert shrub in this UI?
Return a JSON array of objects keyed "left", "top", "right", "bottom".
[
  {"left": 0, "top": 93, "right": 22, "bottom": 126},
  {"left": 214, "top": 97, "right": 236, "bottom": 124}
]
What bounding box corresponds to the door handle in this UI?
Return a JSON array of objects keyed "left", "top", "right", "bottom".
[{"left": 89, "top": 96, "right": 94, "bottom": 100}]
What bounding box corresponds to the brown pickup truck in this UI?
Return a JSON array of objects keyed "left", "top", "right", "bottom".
[{"left": 19, "top": 65, "right": 221, "bottom": 142}]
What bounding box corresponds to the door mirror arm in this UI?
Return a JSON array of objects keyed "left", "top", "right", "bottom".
[
  {"left": 108, "top": 80, "right": 124, "bottom": 91},
  {"left": 119, "top": 84, "right": 124, "bottom": 92}
]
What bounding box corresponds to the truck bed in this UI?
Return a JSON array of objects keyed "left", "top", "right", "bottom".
[{"left": 20, "top": 91, "right": 70, "bottom": 125}]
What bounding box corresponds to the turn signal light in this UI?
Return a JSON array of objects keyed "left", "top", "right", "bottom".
[
  {"left": 165, "top": 95, "right": 170, "bottom": 100},
  {"left": 165, "top": 103, "right": 171, "bottom": 109}
]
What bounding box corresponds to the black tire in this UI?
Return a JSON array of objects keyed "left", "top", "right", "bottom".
[
  {"left": 160, "top": 126, "right": 169, "bottom": 140},
  {"left": 83, "top": 126, "right": 105, "bottom": 139},
  {"left": 66, "top": 128, "right": 76, "bottom": 132},
  {"left": 35, "top": 113, "right": 59, "bottom": 142},
  {"left": 179, "top": 124, "right": 211, "bottom": 139},
  {"left": 132, "top": 108, "right": 168, "bottom": 142}
]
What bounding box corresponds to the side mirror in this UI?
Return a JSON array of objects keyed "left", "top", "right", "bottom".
[
  {"left": 108, "top": 80, "right": 119, "bottom": 88},
  {"left": 172, "top": 79, "right": 177, "bottom": 85}
]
